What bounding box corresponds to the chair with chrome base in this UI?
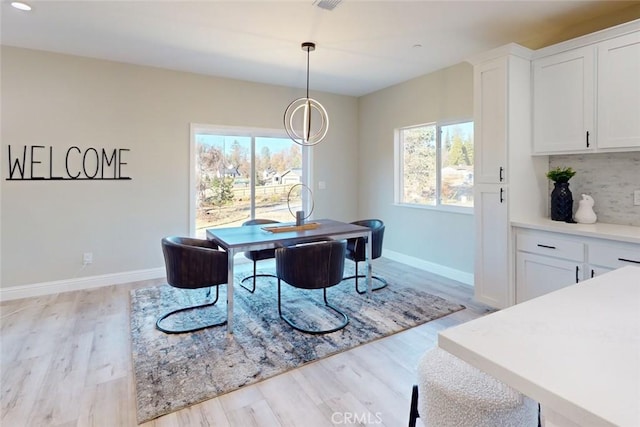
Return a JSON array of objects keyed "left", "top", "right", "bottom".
[
  {"left": 156, "top": 236, "right": 228, "bottom": 334},
  {"left": 343, "top": 219, "right": 388, "bottom": 294},
  {"left": 275, "top": 239, "right": 349, "bottom": 334},
  {"left": 240, "top": 218, "right": 280, "bottom": 293}
]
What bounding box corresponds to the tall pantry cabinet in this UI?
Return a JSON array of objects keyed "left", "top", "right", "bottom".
[{"left": 471, "top": 44, "right": 548, "bottom": 309}]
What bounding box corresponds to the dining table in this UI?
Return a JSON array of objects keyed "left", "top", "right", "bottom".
[
  {"left": 206, "top": 218, "right": 373, "bottom": 335},
  {"left": 438, "top": 266, "right": 640, "bottom": 427}
]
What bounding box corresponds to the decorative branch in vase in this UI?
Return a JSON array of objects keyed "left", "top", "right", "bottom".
[{"left": 546, "top": 167, "right": 576, "bottom": 223}]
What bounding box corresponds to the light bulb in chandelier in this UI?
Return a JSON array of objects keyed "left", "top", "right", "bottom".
[{"left": 284, "top": 42, "right": 329, "bottom": 146}]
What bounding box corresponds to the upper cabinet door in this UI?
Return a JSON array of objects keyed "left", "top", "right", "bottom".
[
  {"left": 532, "top": 46, "right": 595, "bottom": 154},
  {"left": 597, "top": 31, "right": 640, "bottom": 150},
  {"left": 474, "top": 57, "right": 507, "bottom": 184}
]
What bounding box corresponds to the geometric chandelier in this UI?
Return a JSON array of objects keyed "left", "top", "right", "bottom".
[{"left": 283, "top": 41, "right": 329, "bottom": 146}]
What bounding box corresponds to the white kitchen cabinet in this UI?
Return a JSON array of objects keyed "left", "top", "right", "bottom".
[
  {"left": 597, "top": 31, "right": 640, "bottom": 150},
  {"left": 515, "top": 229, "right": 585, "bottom": 303},
  {"left": 587, "top": 265, "right": 614, "bottom": 279},
  {"left": 532, "top": 46, "right": 595, "bottom": 154},
  {"left": 532, "top": 22, "right": 640, "bottom": 154},
  {"left": 516, "top": 253, "right": 582, "bottom": 303},
  {"left": 475, "top": 184, "right": 509, "bottom": 307},
  {"left": 472, "top": 21, "right": 640, "bottom": 309},
  {"left": 515, "top": 227, "right": 640, "bottom": 303},
  {"left": 470, "top": 44, "right": 545, "bottom": 309},
  {"left": 588, "top": 240, "right": 640, "bottom": 277},
  {"left": 517, "top": 228, "right": 585, "bottom": 261},
  {"left": 474, "top": 57, "right": 508, "bottom": 184}
]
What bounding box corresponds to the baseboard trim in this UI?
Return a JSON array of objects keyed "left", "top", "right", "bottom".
[
  {"left": 382, "top": 249, "right": 474, "bottom": 287},
  {"left": 1, "top": 252, "right": 472, "bottom": 301},
  {"left": 0, "top": 267, "right": 166, "bottom": 302}
]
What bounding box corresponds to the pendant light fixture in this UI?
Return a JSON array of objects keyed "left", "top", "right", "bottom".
[{"left": 284, "top": 42, "right": 329, "bottom": 146}]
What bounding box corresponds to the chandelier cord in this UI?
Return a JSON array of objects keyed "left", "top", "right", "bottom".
[
  {"left": 306, "top": 46, "right": 311, "bottom": 141},
  {"left": 306, "top": 46, "right": 310, "bottom": 100}
]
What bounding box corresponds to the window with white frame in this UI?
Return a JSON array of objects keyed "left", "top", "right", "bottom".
[
  {"left": 190, "top": 125, "right": 310, "bottom": 238},
  {"left": 395, "top": 121, "right": 474, "bottom": 209}
]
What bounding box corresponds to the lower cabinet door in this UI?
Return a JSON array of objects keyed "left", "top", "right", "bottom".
[
  {"left": 474, "top": 184, "right": 510, "bottom": 308},
  {"left": 587, "top": 265, "right": 615, "bottom": 279},
  {"left": 516, "top": 252, "right": 581, "bottom": 303}
]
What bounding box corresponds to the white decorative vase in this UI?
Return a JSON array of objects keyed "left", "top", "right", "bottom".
[{"left": 575, "top": 194, "right": 597, "bottom": 224}]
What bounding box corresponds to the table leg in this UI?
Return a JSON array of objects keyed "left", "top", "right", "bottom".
[
  {"left": 366, "top": 230, "right": 373, "bottom": 294},
  {"left": 226, "top": 248, "right": 235, "bottom": 335}
]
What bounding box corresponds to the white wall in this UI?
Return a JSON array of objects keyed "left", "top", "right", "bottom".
[
  {"left": 0, "top": 46, "right": 359, "bottom": 289},
  {"left": 357, "top": 62, "right": 475, "bottom": 279},
  {"left": 1, "top": 46, "right": 476, "bottom": 295}
]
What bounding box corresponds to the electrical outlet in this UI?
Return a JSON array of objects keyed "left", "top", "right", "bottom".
[
  {"left": 83, "top": 252, "right": 93, "bottom": 265},
  {"left": 634, "top": 190, "right": 640, "bottom": 206}
]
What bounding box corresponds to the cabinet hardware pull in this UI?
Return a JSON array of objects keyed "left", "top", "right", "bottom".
[
  {"left": 537, "top": 244, "right": 556, "bottom": 249},
  {"left": 591, "top": 269, "right": 595, "bottom": 278},
  {"left": 586, "top": 131, "right": 590, "bottom": 148},
  {"left": 500, "top": 188, "right": 504, "bottom": 203},
  {"left": 618, "top": 257, "right": 640, "bottom": 264},
  {"left": 575, "top": 266, "right": 580, "bottom": 283},
  {"left": 499, "top": 166, "right": 504, "bottom": 182}
]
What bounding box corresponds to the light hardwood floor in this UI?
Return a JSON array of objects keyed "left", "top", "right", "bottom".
[{"left": 1, "top": 258, "right": 492, "bottom": 427}]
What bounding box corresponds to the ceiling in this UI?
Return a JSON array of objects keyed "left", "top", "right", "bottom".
[{"left": 1, "top": 1, "right": 639, "bottom": 97}]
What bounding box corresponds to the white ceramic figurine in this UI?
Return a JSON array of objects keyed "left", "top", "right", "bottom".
[{"left": 575, "top": 194, "right": 597, "bottom": 224}]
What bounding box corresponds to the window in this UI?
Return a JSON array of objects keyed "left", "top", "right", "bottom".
[
  {"left": 190, "top": 125, "right": 309, "bottom": 238},
  {"left": 395, "top": 121, "right": 474, "bottom": 210}
]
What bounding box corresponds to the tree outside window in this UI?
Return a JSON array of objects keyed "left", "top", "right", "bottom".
[
  {"left": 397, "top": 121, "right": 474, "bottom": 209},
  {"left": 194, "top": 133, "right": 304, "bottom": 236}
]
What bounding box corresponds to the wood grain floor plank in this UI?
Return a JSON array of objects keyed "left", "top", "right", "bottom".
[
  {"left": 181, "top": 398, "right": 232, "bottom": 427},
  {"left": 77, "top": 377, "right": 138, "bottom": 427},
  {"left": 0, "top": 258, "right": 487, "bottom": 426},
  {"left": 316, "top": 349, "right": 412, "bottom": 426},
  {"left": 254, "top": 371, "right": 330, "bottom": 427},
  {"left": 287, "top": 360, "right": 348, "bottom": 406},
  {"left": 223, "top": 398, "right": 281, "bottom": 427},
  {"left": 1, "top": 354, "right": 52, "bottom": 427},
  {"left": 318, "top": 391, "right": 383, "bottom": 426}
]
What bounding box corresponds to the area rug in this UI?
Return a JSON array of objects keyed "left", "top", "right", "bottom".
[{"left": 130, "top": 269, "right": 465, "bottom": 423}]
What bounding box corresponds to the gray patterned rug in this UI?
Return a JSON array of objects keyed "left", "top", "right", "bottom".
[{"left": 130, "top": 269, "right": 465, "bottom": 423}]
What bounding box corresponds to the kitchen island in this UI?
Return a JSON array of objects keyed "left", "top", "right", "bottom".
[{"left": 439, "top": 266, "right": 640, "bottom": 427}]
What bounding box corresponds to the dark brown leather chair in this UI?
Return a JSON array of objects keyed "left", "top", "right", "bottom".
[
  {"left": 240, "top": 218, "right": 280, "bottom": 293},
  {"left": 343, "top": 219, "right": 388, "bottom": 294},
  {"left": 157, "top": 236, "right": 228, "bottom": 334},
  {"left": 275, "top": 239, "right": 349, "bottom": 334}
]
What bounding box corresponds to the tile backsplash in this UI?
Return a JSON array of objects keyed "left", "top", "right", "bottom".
[{"left": 549, "top": 152, "right": 640, "bottom": 227}]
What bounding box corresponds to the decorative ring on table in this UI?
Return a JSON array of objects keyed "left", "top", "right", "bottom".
[{"left": 287, "top": 183, "right": 314, "bottom": 220}]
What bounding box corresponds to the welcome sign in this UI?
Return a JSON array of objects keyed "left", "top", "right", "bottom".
[{"left": 6, "top": 145, "right": 131, "bottom": 180}]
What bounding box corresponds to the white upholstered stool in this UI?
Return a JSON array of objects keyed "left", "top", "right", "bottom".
[{"left": 416, "top": 346, "right": 538, "bottom": 427}]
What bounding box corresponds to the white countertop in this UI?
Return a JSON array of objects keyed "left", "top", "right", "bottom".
[
  {"left": 512, "top": 218, "right": 640, "bottom": 244},
  {"left": 438, "top": 266, "right": 640, "bottom": 427}
]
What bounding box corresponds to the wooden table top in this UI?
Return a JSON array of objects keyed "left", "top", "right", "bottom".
[{"left": 206, "top": 218, "right": 370, "bottom": 251}]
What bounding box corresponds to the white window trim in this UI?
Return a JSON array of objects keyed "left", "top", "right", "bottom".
[
  {"left": 189, "top": 123, "right": 311, "bottom": 236},
  {"left": 394, "top": 119, "right": 474, "bottom": 215}
]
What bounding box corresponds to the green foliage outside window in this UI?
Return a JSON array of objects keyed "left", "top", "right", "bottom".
[
  {"left": 210, "top": 176, "right": 235, "bottom": 206},
  {"left": 399, "top": 121, "right": 474, "bottom": 208},
  {"left": 402, "top": 126, "right": 437, "bottom": 205}
]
